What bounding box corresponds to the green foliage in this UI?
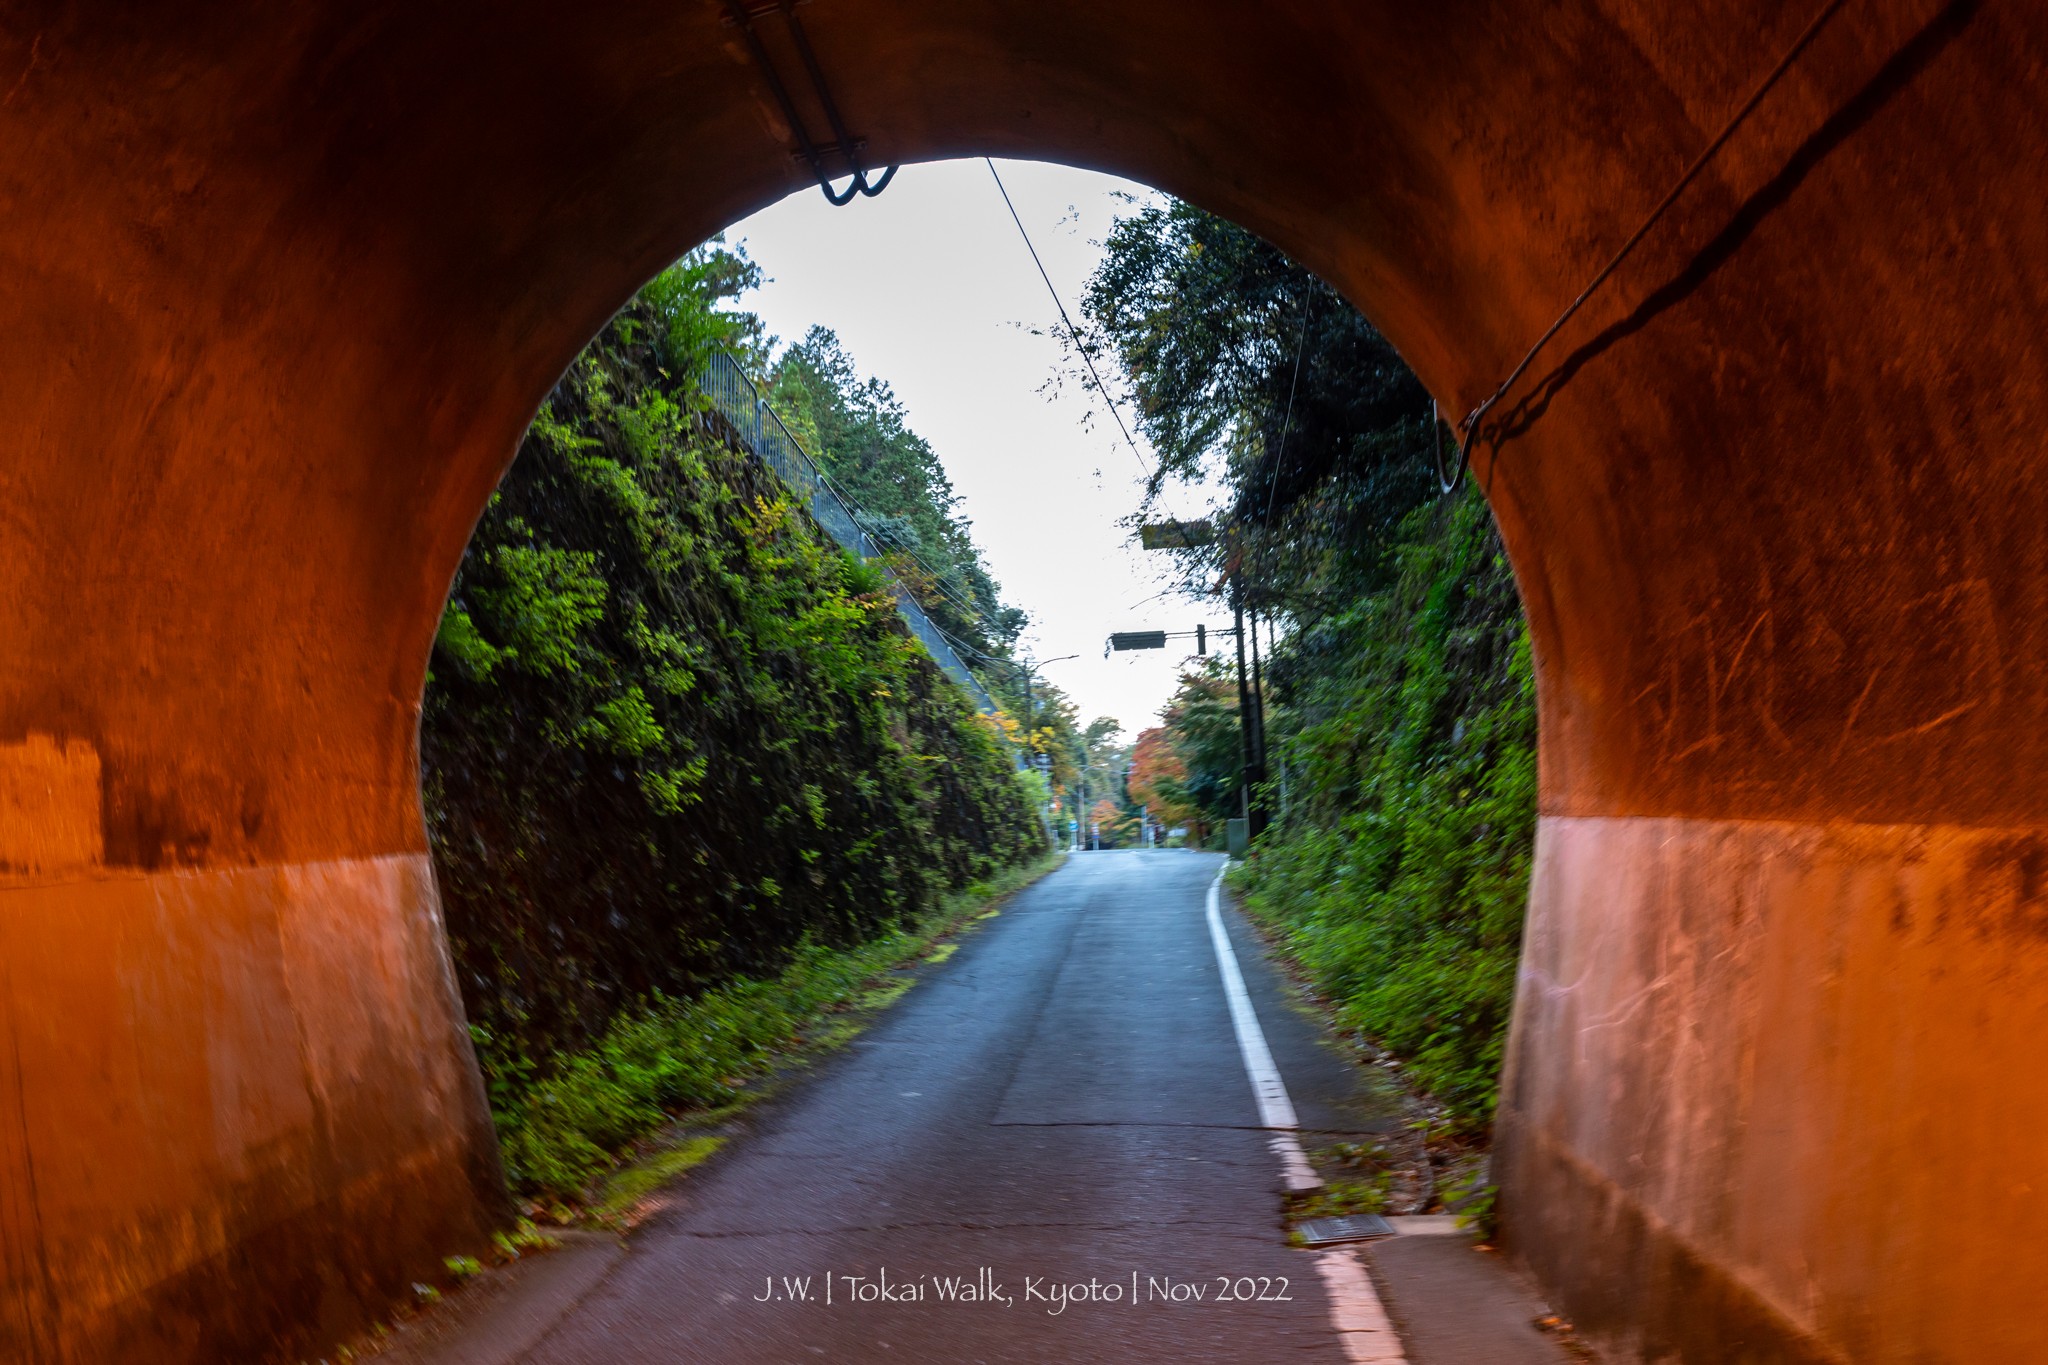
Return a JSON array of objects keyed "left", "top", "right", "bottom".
[
  {"left": 755, "top": 328, "right": 1124, "bottom": 818},
  {"left": 1081, "top": 198, "right": 1437, "bottom": 618},
  {"left": 757, "top": 328, "right": 1127, "bottom": 814},
  {"left": 478, "top": 937, "right": 889, "bottom": 1193},
  {"left": 1291, "top": 1175, "right": 1396, "bottom": 1219},
  {"left": 638, "top": 237, "right": 768, "bottom": 372},
  {"left": 1236, "top": 489, "right": 1535, "bottom": 1130},
  {"left": 1445, "top": 1163, "right": 1500, "bottom": 1238},
  {"left": 595, "top": 1136, "right": 726, "bottom": 1221},
  {"left": 435, "top": 607, "right": 505, "bottom": 682},
  {"left": 474, "top": 541, "right": 608, "bottom": 677},
  {"left": 766, "top": 328, "right": 1023, "bottom": 659},
  {"left": 1083, "top": 194, "right": 1535, "bottom": 1131},
  {"left": 423, "top": 249, "right": 1045, "bottom": 1184},
  {"left": 1153, "top": 661, "right": 1245, "bottom": 830}
]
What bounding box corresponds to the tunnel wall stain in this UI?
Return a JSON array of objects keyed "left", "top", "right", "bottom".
[{"left": 1501, "top": 815, "right": 2048, "bottom": 1361}]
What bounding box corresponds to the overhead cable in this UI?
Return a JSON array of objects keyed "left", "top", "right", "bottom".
[
  {"left": 984, "top": 159, "right": 1177, "bottom": 520},
  {"left": 1457, "top": 0, "right": 1849, "bottom": 456}
]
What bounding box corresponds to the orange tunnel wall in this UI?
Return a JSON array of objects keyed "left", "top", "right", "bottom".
[{"left": 0, "top": 1, "right": 2044, "bottom": 1359}]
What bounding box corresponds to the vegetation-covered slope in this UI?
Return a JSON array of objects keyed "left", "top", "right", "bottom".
[
  {"left": 1241, "top": 491, "right": 1534, "bottom": 1127},
  {"left": 1085, "top": 202, "right": 1537, "bottom": 1131},
  {"left": 759, "top": 324, "right": 1119, "bottom": 821},
  {"left": 422, "top": 251, "right": 1043, "bottom": 1188}
]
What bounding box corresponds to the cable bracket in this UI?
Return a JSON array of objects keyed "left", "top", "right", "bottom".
[{"left": 722, "top": 0, "right": 897, "bottom": 206}]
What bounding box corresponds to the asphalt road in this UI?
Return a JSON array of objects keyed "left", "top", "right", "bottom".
[{"left": 520, "top": 850, "right": 1393, "bottom": 1363}]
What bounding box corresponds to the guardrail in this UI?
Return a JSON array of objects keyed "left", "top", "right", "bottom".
[{"left": 698, "top": 350, "right": 1006, "bottom": 721}]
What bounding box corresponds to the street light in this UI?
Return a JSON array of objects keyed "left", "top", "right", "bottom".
[
  {"left": 1022, "top": 656, "right": 1080, "bottom": 845},
  {"left": 987, "top": 653, "right": 1078, "bottom": 747},
  {"left": 976, "top": 653, "right": 1078, "bottom": 843}
]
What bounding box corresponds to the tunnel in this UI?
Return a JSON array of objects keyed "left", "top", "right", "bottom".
[{"left": 0, "top": 0, "right": 2043, "bottom": 1358}]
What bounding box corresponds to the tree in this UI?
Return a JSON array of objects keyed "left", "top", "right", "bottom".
[
  {"left": 1080, "top": 199, "right": 1438, "bottom": 621},
  {"left": 766, "top": 328, "right": 1021, "bottom": 659},
  {"left": 1129, "top": 726, "right": 1203, "bottom": 842},
  {"left": 1086, "top": 796, "right": 1136, "bottom": 848},
  {"left": 1125, "top": 657, "right": 1262, "bottom": 847},
  {"left": 1081, "top": 201, "right": 1540, "bottom": 1129},
  {"left": 638, "top": 236, "right": 767, "bottom": 372},
  {"left": 424, "top": 253, "right": 1046, "bottom": 1139}
]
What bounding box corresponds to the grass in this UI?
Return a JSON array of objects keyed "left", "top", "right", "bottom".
[
  {"left": 1228, "top": 491, "right": 1536, "bottom": 1134},
  {"left": 593, "top": 1135, "right": 727, "bottom": 1221},
  {"left": 1289, "top": 1175, "right": 1396, "bottom": 1219},
  {"left": 482, "top": 850, "right": 1064, "bottom": 1203}
]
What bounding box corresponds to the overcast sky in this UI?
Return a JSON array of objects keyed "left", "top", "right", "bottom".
[{"left": 723, "top": 158, "right": 1234, "bottom": 743}]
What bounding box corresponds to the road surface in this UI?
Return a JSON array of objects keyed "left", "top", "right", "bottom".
[{"left": 394, "top": 851, "right": 1571, "bottom": 1364}]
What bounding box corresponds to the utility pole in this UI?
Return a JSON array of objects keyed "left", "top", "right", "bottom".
[
  {"left": 1231, "top": 581, "right": 1268, "bottom": 838},
  {"left": 1076, "top": 764, "right": 1086, "bottom": 854},
  {"left": 1248, "top": 601, "right": 1269, "bottom": 802},
  {"left": 988, "top": 653, "right": 1078, "bottom": 848}
]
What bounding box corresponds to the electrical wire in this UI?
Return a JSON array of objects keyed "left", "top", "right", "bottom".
[
  {"left": 1458, "top": 0, "right": 1850, "bottom": 452},
  {"left": 709, "top": 351, "right": 1032, "bottom": 720},
  {"left": 984, "top": 159, "right": 1182, "bottom": 523},
  {"left": 922, "top": 617, "right": 1063, "bottom": 713},
  {"left": 742, "top": 380, "right": 1019, "bottom": 650},
  {"left": 785, "top": 428, "right": 1010, "bottom": 630},
  {"left": 1262, "top": 294, "right": 1315, "bottom": 524},
  {"left": 924, "top": 619, "right": 1044, "bottom": 712},
  {"left": 930, "top": 618, "right": 1003, "bottom": 665}
]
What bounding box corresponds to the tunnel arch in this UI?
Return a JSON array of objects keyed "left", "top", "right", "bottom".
[{"left": 1, "top": 1, "right": 2044, "bottom": 1359}]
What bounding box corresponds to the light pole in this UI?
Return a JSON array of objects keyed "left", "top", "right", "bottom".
[
  {"left": 1027, "top": 655, "right": 1079, "bottom": 846},
  {"left": 1017, "top": 653, "right": 1079, "bottom": 743},
  {"left": 978, "top": 653, "right": 1078, "bottom": 844}
]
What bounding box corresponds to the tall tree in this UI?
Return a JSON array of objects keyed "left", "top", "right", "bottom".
[
  {"left": 1082, "top": 199, "right": 1438, "bottom": 618},
  {"left": 766, "top": 327, "right": 1022, "bottom": 658},
  {"left": 1082, "top": 201, "right": 1539, "bottom": 1130},
  {"left": 1129, "top": 726, "right": 1204, "bottom": 842}
]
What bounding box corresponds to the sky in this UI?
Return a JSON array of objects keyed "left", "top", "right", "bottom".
[{"left": 722, "top": 158, "right": 1234, "bottom": 743}]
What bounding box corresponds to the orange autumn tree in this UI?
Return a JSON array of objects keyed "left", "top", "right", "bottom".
[
  {"left": 1130, "top": 726, "right": 1206, "bottom": 844},
  {"left": 1085, "top": 796, "right": 1136, "bottom": 847}
]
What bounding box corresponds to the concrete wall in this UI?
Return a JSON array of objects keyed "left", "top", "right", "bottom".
[
  {"left": 0, "top": 853, "right": 504, "bottom": 1359},
  {"left": 0, "top": 0, "right": 2042, "bottom": 1357},
  {"left": 1501, "top": 817, "right": 2048, "bottom": 1361}
]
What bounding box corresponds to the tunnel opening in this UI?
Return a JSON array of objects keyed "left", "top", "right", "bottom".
[
  {"left": 0, "top": 2, "right": 2044, "bottom": 1361},
  {"left": 415, "top": 160, "right": 1533, "bottom": 1246}
]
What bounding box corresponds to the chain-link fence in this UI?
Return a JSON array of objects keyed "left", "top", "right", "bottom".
[{"left": 700, "top": 351, "right": 1005, "bottom": 721}]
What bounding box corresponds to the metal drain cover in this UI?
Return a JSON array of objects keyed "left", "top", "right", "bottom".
[{"left": 1297, "top": 1214, "right": 1396, "bottom": 1246}]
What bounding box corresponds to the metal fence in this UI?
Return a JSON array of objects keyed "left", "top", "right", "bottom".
[{"left": 699, "top": 351, "right": 1005, "bottom": 720}]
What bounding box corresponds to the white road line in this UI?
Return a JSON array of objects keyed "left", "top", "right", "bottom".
[
  {"left": 1313, "top": 1247, "right": 1409, "bottom": 1363},
  {"left": 1204, "top": 867, "right": 1314, "bottom": 1188},
  {"left": 1204, "top": 865, "right": 1408, "bottom": 1364}
]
